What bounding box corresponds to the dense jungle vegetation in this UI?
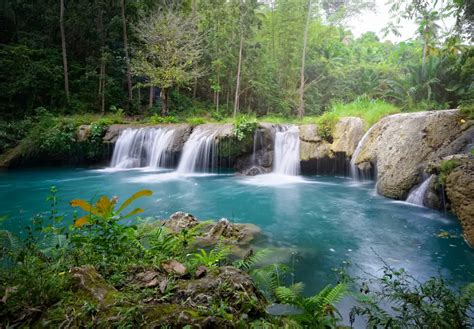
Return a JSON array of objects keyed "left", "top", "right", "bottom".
[{"left": 1, "top": 0, "right": 473, "bottom": 158}]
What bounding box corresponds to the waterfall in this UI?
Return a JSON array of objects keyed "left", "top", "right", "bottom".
[
  {"left": 406, "top": 175, "right": 435, "bottom": 206},
  {"left": 273, "top": 125, "right": 300, "bottom": 175},
  {"left": 350, "top": 125, "right": 376, "bottom": 180},
  {"left": 110, "top": 127, "right": 175, "bottom": 169},
  {"left": 177, "top": 127, "right": 217, "bottom": 173}
]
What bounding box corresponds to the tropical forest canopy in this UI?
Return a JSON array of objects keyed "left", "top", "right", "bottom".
[{"left": 0, "top": 0, "right": 473, "bottom": 121}]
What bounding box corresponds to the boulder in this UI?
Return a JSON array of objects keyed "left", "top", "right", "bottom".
[
  {"left": 77, "top": 125, "right": 91, "bottom": 142},
  {"left": 162, "top": 260, "right": 187, "bottom": 276},
  {"left": 196, "top": 218, "right": 262, "bottom": 248},
  {"left": 331, "top": 117, "right": 365, "bottom": 157},
  {"left": 445, "top": 157, "right": 474, "bottom": 247},
  {"left": 352, "top": 109, "right": 472, "bottom": 199},
  {"left": 299, "top": 124, "right": 323, "bottom": 143},
  {"left": 163, "top": 211, "right": 199, "bottom": 233}
]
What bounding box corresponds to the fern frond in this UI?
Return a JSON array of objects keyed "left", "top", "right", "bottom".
[
  {"left": 0, "top": 230, "right": 21, "bottom": 251},
  {"left": 323, "top": 283, "right": 347, "bottom": 306},
  {"left": 234, "top": 248, "right": 273, "bottom": 271},
  {"left": 275, "top": 286, "right": 300, "bottom": 304}
]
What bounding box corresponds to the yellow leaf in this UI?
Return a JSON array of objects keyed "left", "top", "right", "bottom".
[
  {"left": 122, "top": 208, "right": 144, "bottom": 219},
  {"left": 95, "top": 196, "right": 113, "bottom": 217},
  {"left": 74, "top": 215, "right": 90, "bottom": 228},
  {"left": 70, "top": 199, "right": 99, "bottom": 215},
  {"left": 117, "top": 190, "right": 153, "bottom": 213}
]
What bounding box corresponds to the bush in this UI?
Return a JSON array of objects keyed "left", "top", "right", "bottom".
[
  {"left": 147, "top": 114, "right": 179, "bottom": 124},
  {"left": 234, "top": 114, "right": 258, "bottom": 141},
  {"left": 350, "top": 263, "right": 474, "bottom": 328}
]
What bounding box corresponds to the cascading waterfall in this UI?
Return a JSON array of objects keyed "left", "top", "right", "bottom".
[
  {"left": 273, "top": 125, "right": 301, "bottom": 175},
  {"left": 406, "top": 175, "right": 435, "bottom": 206},
  {"left": 350, "top": 125, "right": 377, "bottom": 180},
  {"left": 177, "top": 127, "right": 217, "bottom": 173},
  {"left": 110, "top": 128, "right": 175, "bottom": 169}
]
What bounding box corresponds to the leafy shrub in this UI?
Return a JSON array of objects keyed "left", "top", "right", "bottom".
[
  {"left": 187, "top": 117, "right": 206, "bottom": 125},
  {"left": 147, "top": 114, "right": 178, "bottom": 124},
  {"left": 350, "top": 264, "right": 474, "bottom": 328},
  {"left": 234, "top": 114, "right": 258, "bottom": 141}
]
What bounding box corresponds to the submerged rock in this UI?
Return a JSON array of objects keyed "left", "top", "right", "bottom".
[{"left": 445, "top": 157, "right": 474, "bottom": 247}]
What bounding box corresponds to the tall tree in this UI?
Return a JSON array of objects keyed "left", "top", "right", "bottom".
[
  {"left": 132, "top": 10, "right": 204, "bottom": 116},
  {"left": 120, "top": 0, "right": 133, "bottom": 103},
  {"left": 60, "top": 0, "right": 70, "bottom": 103},
  {"left": 298, "top": 0, "right": 311, "bottom": 118}
]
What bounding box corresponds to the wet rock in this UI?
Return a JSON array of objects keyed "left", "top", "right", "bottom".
[
  {"left": 197, "top": 218, "right": 261, "bottom": 247},
  {"left": 352, "top": 109, "right": 472, "bottom": 199},
  {"left": 164, "top": 211, "right": 199, "bottom": 233},
  {"left": 243, "top": 165, "right": 271, "bottom": 176},
  {"left": 445, "top": 157, "right": 474, "bottom": 247},
  {"left": 70, "top": 266, "right": 116, "bottom": 304},
  {"left": 162, "top": 260, "right": 187, "bottom": 276}
]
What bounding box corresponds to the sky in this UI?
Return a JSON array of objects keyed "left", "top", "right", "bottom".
[{"left": 347, "top": 0, "right": 456, "bottom": 42}]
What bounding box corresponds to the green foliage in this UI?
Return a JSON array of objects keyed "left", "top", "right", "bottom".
[
  {"left": 350, "top": 264, "right": 474, "bottom": 328},
  {"left": 315, "top": 96, "right": 400, "bottom": 139},
  {"left": 234, "top": 115, "right": 258, "bottom": 141},
  {"left": 147, "top": 114, "right": 179, "bottom": 124},
  {"left": 437, "top": 159, "right": 461, "bottom": 186},
  {"left": 190, "top": 243, "right": 231, "bottom": 269}
]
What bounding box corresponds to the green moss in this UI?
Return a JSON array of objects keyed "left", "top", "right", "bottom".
[{"left": 438, "top": 159, "right": 461, "bottom": 186}]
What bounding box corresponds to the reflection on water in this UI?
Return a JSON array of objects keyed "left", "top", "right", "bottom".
[{"left": 0, "top": 168, "right": 472, "bottom": 295}]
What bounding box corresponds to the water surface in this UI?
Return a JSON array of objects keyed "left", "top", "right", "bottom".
[{"left": 1, "top": 168, "right": 472, "bottom": 295}]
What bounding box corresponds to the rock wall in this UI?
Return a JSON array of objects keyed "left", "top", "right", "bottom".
[
  {"left": 351, "top": 109, "right": 473, "bottom": 199},
  {"left": 298, "top": 117, "right": 365, "bottom": 175},
  {"left": 445, "top": 157, "right": 474, "bottom": 247}
]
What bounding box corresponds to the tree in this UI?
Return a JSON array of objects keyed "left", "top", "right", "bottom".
[
  {"left": 120, "top": 0, "right": 133, "bottom": 103},
  {"left": 297, "top": 0, "right": 311, "bottom": 118},
  {"left": 132, "top": 10, "right": 204, "bottom": 115},
  {"left": 59, "top": 0, "right": 70, "bottom": 103}
]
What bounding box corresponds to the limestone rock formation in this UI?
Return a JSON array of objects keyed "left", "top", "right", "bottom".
[
  {"left": 352, "top": 109, "right": 472, "bottom": 199},
  {"left": 331, "top": 117, "right": 365, "bottom": 157},
  {"left": 445, "top": 157, "right": 474, "bottom": 247}
]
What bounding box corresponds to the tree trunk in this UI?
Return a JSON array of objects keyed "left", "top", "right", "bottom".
[
  {"left": 148, "top": 86, "right": 154, "bottom": 109},
  {"left": 216, "top": 69, "right": 220, "bottom": 113},
  {"left": 120, "top": 0, "right": 133, "bottom": 102},
  {"left": 233, "top": 34, "right": 243, "bottom": 118},
  {"left": 98, "top": 2, "right": 106, "bottom": 114},
  {"left": 160, "top": 88, "right": 169, "bottom": 116},
  {"left": 60, "top": 0, "right": 70, "bottom": 103},
  {"left": 298, "top": 0, "right": 311, "bottom": 119}
]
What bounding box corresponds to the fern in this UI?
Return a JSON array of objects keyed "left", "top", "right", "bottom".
[
  {"left": 0, "top": 230, "right": 21, "bottom": 251},
  {"left": 234, "top": 248, "right": 273, "bottom": 271}
]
